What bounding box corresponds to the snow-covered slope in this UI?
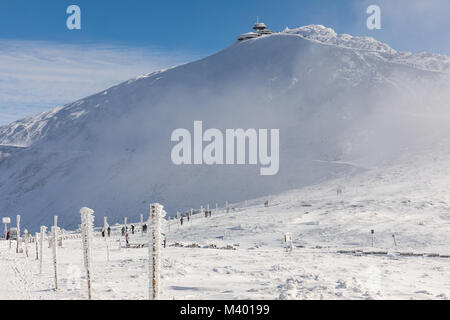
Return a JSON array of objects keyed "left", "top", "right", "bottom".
[
  {"left": 1, "top": 147, "right": 450, "bottom": 300},
  {"left": 1, "top": 25, "right": 450, "bottom": 231}
]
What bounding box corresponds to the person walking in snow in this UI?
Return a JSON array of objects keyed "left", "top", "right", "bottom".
[
  {"left": 125, "top": 233, "right": 130, "bottom": 247},
  {"left": 107, "top": 226, "right": 111, "bottom": 237},
  {"left": 121, "top": 226, "right": 125, "bottom": 236},
  {"left": 180, "top": 217, "right": 184, "bottom": 226},
  {"left": 131, "top": 225, "right": 135, "bottom": 234},
  {"left": 101, "top": 227, "right": 105, "bottom": 238}
]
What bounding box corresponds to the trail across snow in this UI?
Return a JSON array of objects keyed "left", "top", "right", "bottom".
[{"left": 1, "top": 146, "right": 449, "bottom": 300}]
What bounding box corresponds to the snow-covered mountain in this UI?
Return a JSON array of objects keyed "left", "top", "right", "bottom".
[{"left": 1, "top": 25, "right": 450, "bottom": 231}]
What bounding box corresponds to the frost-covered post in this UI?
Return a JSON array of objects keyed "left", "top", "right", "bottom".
[
  {"left": 216, "top": 203, "right": 218, "bottom": 214},
  {"left": 149, "top": 203, "right": 166, "bottom": 300},
  {"left": 140, "top": 214, "right": 144, "bottom": 237},
  {"left": 16, "top": 215, "right": 21, "bottom": 253},
  {"left": 284, "top": 233, "right": 293, "bottom": 252},
  {"left": 35, "top": 232, "right": 39, "bottom": 260},
  {"left": 52, "top": 216, "right": 59, "bottom": 290},
  {"left": 371, "top": 229, "right": 375, "bottom": 247},
  {"left": 226, "top": 201, "right": 229, "bottom": 213},
  {"left": 103, "top": 216, "right": 109, "bottom": 260},
  {"left": 2, "top": 217, "right": 10, "bottom": 240},
  {"left": 39, "top": 226, "right": 47, "bottom": 274},
  {"left": 24, "top": 229, "right": 29, "bottom": 257},
  {"left": 207, "top": 204, "right": 210, "bottom": 217},
  {"left": 103, "top": 217, "right": 108, "bottom": 241},
  {"left": 80, "top": 207, "right": 95, "bottom": 300}
]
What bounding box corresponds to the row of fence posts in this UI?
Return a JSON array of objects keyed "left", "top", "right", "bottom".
[
  {"left": 80, "top": 205, "right": 166, "bottom": 300},
  {"left": 3, "top": 203, "right": 167, "bottom": 301},
  {"left": 4, "top": 214, "right": 61, "bottom": 290},
  {"left": 172, "top": 200, "right": 238, "bottom": 230},
  {"left": 4, "top": 198, "right": 255, "bottom": 300}
]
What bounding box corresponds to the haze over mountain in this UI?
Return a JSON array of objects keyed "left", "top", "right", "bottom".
[{"left": 1, "top": 25, "right": 450, "bottom": 231}]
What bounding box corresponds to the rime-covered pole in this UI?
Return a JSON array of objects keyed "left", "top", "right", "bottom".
[
  {"left": 140, "top": 214, "right": 144, "bottom": 237},
  {"left": 149, "top": 203, "right": 166, "bottom": 300},
  {"left": 39, "top": 226, "right": 47, "bottom": 274},
  {"left": 24, "top": 230, "right": 29, "bottom": 257},
  {"left": 52, "top": 216, "right": 59, "bottom": 290},
  {"left": 35, "top": 232, "right": 39, "bottom": 260},
  {"left": 16, "top": 215, "right": 21, "bottom": 253},
  {"left": 80, "top": 207, "right": 95, "bottom": 300},
  {"left": 103, "top": 217, "right": 108, "bottom": 241}
]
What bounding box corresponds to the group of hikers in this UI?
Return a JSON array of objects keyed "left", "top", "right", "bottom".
[
  {"left": 99, "top": 223, "right": 149, "bottom": 238},
  {"left": 118, "top": 224, "right": 148, "bottom": 237},
  {"left": 101, "top": 226, "right": 112, "bottom": 238}
]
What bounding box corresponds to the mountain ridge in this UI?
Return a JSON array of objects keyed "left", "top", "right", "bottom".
[
  {"left": 1, "top": 25, "right": 449, "bottom": 231},
  {"left": 2, "top": 24, "right": 450, "bottom": 149}
]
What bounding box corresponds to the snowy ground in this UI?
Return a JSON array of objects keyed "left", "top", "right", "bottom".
[{"left": 1, "top": 146, "right": 450, "bottom": 300}]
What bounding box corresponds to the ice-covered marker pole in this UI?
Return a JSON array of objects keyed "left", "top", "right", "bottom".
[
  {"left": 52, "top": 216, "right": 59, "bottom": 290},
  {"left": 16, "top": 215, "right": 21, "bottom": 253},
  {"left": 371, "top": 229, "right": 375, "bottom": 247},
  {"left": 24, "top": 229, "right": 29, "bottom": 257},
  {"left": 284, "top": 233, "right": 293, "bottom": 252},
  {"left": 103, "top": 217, "right": 108, "bottom": 240},
  {"left": 140, "top": 214, "right": 144, "bottom": 237},
  {"left": 35, "top": 232, "right": 39, "bottom": 260},
  {"left": 149, "top": 203, "right": 166, "bottom": 300},
  {"left": 39, "top": 226, "right": 47, "bottom": 274},
  {"left": 80, "top": 207, "right": 95, "bottom": 300}
]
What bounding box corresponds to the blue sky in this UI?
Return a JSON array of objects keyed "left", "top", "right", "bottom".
[{"left": 0, "top": 0, "right": 449, "bottom": 125}]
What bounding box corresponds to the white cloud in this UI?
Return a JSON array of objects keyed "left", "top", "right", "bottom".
[{"left": 0, "top": 40, "right": 199, "bottom": 126}]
